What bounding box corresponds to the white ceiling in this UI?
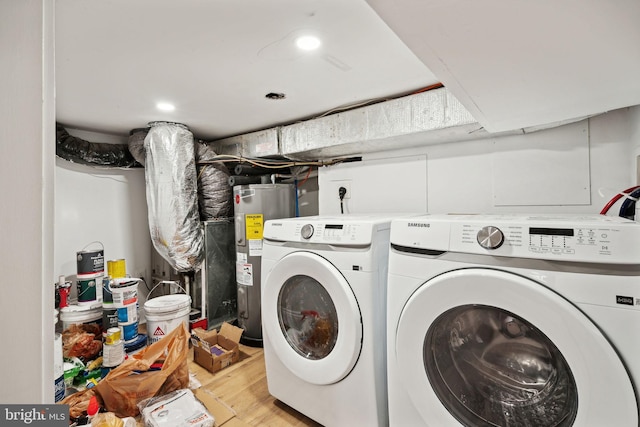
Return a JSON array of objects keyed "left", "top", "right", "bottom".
[
  {"left": 367, "top": 0, "right": 640, "bottom": 133},
  {"left": 55, "top": 0, "right": 439, "bottom": 141}
]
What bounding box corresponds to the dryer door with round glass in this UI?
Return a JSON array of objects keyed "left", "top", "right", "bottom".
[
  {"left": 395, "top": 268, "right": 637, "bottom": 427},
  {"left": 262, "top": 251, "right": 362, "bottom": 385}
]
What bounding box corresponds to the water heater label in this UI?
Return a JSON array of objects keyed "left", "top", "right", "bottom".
[
  {"left": 248, "top": 239, "right": 263, "bottom": 257},
  {"left": 245, "top": 214, "right": 264, "bottom": 240},
  {"left": 236, "top": 262, "right": 253, "bottom": 286}
]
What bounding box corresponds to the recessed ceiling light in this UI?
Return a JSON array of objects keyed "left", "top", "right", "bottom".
[
  {"left": 295, "top": 35, "right": 321, "bottom": 51},
  {"left": 156, "top": 102, "right": 175, "bottom": 112}
]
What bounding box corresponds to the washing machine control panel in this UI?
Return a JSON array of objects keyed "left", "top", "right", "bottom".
[
  {"left": 454, "top": 219, "right": 640, "bottom": 263},
  {"left": 477, "top": 226, "right": 504, "bottom": 249},
  {"left": 463, "top": 223, "right": 602, "bottom": 255},
  {"left": 391, "top": 215, "right": 640, "bottom": 264}
]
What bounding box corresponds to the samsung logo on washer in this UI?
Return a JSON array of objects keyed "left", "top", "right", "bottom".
[
  {"left": 407, "top": 223, "right": 430, "bottom": 228},
  {"left": 616, "top": 295, "right": 635, "bottom": 306}
]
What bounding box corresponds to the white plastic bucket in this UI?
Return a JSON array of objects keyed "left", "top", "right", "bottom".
[
  {"left": 60, "top": 303, "right": 102, "bottom": 331},
  {"left": 144, "top": 294, "right": 191, "bottom": 345}
]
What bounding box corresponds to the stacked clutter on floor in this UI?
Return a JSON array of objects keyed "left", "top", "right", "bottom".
[
  {"left": 54, "top": 123, "right": 247, "bottom": 425},
  {"left": 56, "top": 247, "right": 148, "bottom": 402},
  {"left": 55, "top": 245, "right": 228, "bottom": 426},
  {"left": 60, "top": 322, "right": 219, "bottom": 427},
  {"left": 110, "top": 278, "right": 141, "bottom": 346},
  {"left": 58, "top": 245, "right": 107, "bottom": 398}
]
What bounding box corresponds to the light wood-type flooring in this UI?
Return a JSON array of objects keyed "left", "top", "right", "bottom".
[{"left": 188, "top": 343, "right": 322, "bottom": 427}]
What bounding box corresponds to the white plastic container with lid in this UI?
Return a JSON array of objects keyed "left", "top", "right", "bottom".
[
  {"left": 144, "top": 294, "right": 191, "bottom": 344},
  {"left": 60, "top": 303, "right": 103, "bottom": 331}
]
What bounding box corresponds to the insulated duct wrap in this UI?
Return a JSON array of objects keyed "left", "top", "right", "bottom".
[
  {"left": 56, "top": 124, "right": 140, "bottom": 168},
  {"left": 144, "top": 122, "right": 203, "bottom": 272},
  {"left": 128, "top": 127, "right": 149, "bottom": 166},
  {"left": 196, "top": 140, "right": 233, "bottom": 220}
]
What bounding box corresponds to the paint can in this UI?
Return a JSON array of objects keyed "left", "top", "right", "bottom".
[
  {"left": 110, "top": 278, "right": 139, "bottom": 308},
  {"left": 105, "top": 327, "right": 121, "bottom": 345},
  {"left": 102, "top": 304, "right": 118, "bottom": 331},
  {"left": 117, "top": 304, "right": 138, "bottom": 324},
  {"left": 144, "top": 294, "right": 191, "bottom": 345},
  {"left": 76, "top": 272, "right": 103, "bottom": 305},
  {"left": 60, "top": 303, "right": 103, "bottom": 332},
  {"left": 102, "top": 339, "right": 125, "bottom": 368},
  {"left": 76, "top": 243, "right": 105, "bottom": 275},
  {"left": 102, "top": 276, "right": 113, "bottom": 304},
  {"left": 107, "top": 259, "right": 126, "bottom": 279},
  {"left": 119, "top": 320, "right": 139, "bottom": 343}
]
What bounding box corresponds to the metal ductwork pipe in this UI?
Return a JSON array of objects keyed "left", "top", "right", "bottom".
[
  {"left": 55, "top": 123, "right": 141, "bottom": 168},
  {"left": 144, "top": 121, "right": 203, "bottom": 273}
]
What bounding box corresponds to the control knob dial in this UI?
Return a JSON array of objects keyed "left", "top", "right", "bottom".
[
  {"left": 477, "top": 226, "right": 504, "bottom": 250},
  {"left": 301, "top": 224, "right": 314, "bottom": 239}
]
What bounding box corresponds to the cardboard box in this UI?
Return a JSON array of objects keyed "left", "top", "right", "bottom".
[
  {"left": 193, "top": 388, "right": 251, "bottom": 427},
  {"left": 192, "top": 322, "right": 243, "bottom": 373}
]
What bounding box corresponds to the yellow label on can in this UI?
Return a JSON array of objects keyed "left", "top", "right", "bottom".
[
  {"left": 107, "top": 259, "right": 126, "bottom": 279},
  {"left": 245, "top": 214, "right": 264, "bottom": 240},
  {"left": 105, "top": 327, "right": 121, "bottom": 345}
]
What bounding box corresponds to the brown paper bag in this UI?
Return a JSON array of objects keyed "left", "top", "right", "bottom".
[{"left": 94, "top": 323, "right": 190, "bottom": 418}]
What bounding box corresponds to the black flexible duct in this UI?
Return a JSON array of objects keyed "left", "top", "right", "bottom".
[{"left": 56, "top": 123, "right": 142, "bottom": 168}]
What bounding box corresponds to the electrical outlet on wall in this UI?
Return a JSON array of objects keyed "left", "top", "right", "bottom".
[{"left": 333, "top": 180, "right": 351, "bottom": 199}]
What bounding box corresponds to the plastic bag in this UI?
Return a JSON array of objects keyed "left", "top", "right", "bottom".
[
  {"left": 60, "top": 387, "right": 99, "bottom": 419},
  {"left": 93, "top": 324, "right": 190, "bottom": 418},
  {"left": 91, "top": 412, "right": 136, "bottom": 427},
  {"left": 138, "top": 388, "right": 215, "bottom": 427}
]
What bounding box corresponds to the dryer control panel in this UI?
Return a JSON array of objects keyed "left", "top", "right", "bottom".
[
  {"left": 391, "top": 214, "right": 640, "bottom": 264},
  {"left": 264, "top": 216, "right": 393, "bottom": 246}
]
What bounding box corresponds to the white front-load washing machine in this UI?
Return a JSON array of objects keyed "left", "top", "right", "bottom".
[
  {"left": 261, "top": 215, "right": 393, "bottom": 426},
  {"left": 387, "top": 214, "right": 640, "bottom": 427}
]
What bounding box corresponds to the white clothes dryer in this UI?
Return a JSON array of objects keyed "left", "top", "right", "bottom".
[
  {"left": 261, "top": 215, "right": 393, "bottom": 426},
  {"left": 387, "top": 214, "right": 640, "bottom": 427}
]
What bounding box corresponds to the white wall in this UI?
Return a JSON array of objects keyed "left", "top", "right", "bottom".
[
  {"left": 55, "top": 129, "right": 152, "bottom": 320},
  {"left": 319, "top": 107, "right": 637, "bottom": 217},
  {"left": 0, "top": 1, "right": 55, "bottom": 403}
]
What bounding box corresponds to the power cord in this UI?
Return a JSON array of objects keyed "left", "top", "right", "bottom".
[
  {"left": 619, "top": 187, "right": 640, "bottom": 219},
  {"left": 339, "top": 186, "right": 347, "bottom": 214}
]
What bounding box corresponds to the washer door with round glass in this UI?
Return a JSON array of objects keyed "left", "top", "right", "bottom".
[
  {"left": 396, "top": 268, "right": 637, "bottom": 427},
  {"left": 262, "top": 251, "right": 362, "bottom": 385}
]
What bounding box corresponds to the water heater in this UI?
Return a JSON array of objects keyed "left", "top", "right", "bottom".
[{"left": 233, "top": 184, "right": 295, "bottom": 346}]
